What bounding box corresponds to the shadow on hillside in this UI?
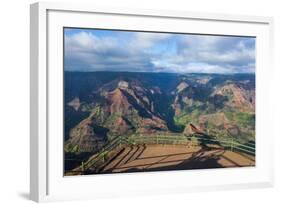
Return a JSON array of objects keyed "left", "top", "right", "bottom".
[
  {"left": 64, "top": 152, "right": 94, "bottom": 171},
  {"left": 121, "top": 89, "right": 152, "bottom": 119}
]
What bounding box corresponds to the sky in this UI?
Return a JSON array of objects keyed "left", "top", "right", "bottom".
[{"left": 64, "top": 28, "right": 255, "bottom": 74}]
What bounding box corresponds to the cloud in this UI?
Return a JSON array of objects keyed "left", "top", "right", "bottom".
[
  {"left": 64, "top": 29, "right": 255, "bottom": 73},
  {"left": 133, "top": 32, "right": 172, "bottom": 49},
  {"left": 150, "top": 35, "right": 255, "bottom": 73}
]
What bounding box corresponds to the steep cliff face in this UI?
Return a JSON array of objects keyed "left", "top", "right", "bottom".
[
  {"left": 64, "top": 72, "right": 255, "bottom": 152},
  {"left": 65, "top": 118, "right": 105, "bottom": 152},
  {"left": 213, "top": 83, "right": 255, "bottom": 113},
  {"left": 66, "top": 79, "right": 170, "bottom": 151}
]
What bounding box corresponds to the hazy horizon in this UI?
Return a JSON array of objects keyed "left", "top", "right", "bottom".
[{"left": 64, "top": 70, "right": 255, "bottom": 75}]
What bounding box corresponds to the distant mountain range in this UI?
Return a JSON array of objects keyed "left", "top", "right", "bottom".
[{"left": 64, "top": 72, "right": 255, "bottom": 152}]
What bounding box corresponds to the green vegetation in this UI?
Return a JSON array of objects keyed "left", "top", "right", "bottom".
[
  {"left": 91, "top": 105, "right": 108, "bottom": 123},
  {"left": 235, "top": 112, "right": 255, "bottom": 127},
  {"left": 125, "top": 110, "right": 142, "bottom": 128},
  {"left": 80, "top": 103, "right": 95, "bottom": 112},
  {"left": 225, "top": 111, "right": 255, "bottom": 127},
  {"left": 64, "top": 143, "right": 79, "bottom": 153},
  {"left": 64, "top": 72, "right": 256, "bottom": 173},
  {"left": 104, "top": 113, "right": 120, "bottom": 126},
  {"left": 92, "top": 105, "right": 102, "bottom": 116},
  {"left": 190, "top": 136, "right": 199, "bottom": 146},
  {"left": 173, "top": 107, "right": 202, "bottom": 129},
  {"left": 174, "top": 114, "right": 191, "bottom": 127}
]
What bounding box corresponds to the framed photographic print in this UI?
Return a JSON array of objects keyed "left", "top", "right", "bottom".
[{"left": 30, "top": 2, "right": 274, "bottom": 202}]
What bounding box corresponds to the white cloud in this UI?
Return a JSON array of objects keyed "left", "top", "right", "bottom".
[
  {"left": 150, "top": 35, "right": 255, "bottom": 73},
  {"left": 65, "top": 31, "right": 120, "bottom": 54},
  {"left": 64, "top": 30, "right": 255, "bottom": 73},
  {"left": 133, "top": 32, "right": 172, "bottom": 48}
]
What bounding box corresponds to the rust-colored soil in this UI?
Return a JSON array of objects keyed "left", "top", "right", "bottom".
[{"left": 98, "top": 144, "right": 255, "bottom": 173}]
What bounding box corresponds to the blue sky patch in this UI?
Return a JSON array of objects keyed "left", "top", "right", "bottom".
[{"left": 64, "top": 28, "right": 255, "bottom": 74}]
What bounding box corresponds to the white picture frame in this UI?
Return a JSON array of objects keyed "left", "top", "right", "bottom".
[{"left": 30, "top": 2, "right": 274, "bottom": 202}]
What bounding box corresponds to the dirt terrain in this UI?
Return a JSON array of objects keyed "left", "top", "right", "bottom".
[{"left": 97, "top": 144, "right": 255, "bottom": 173}]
